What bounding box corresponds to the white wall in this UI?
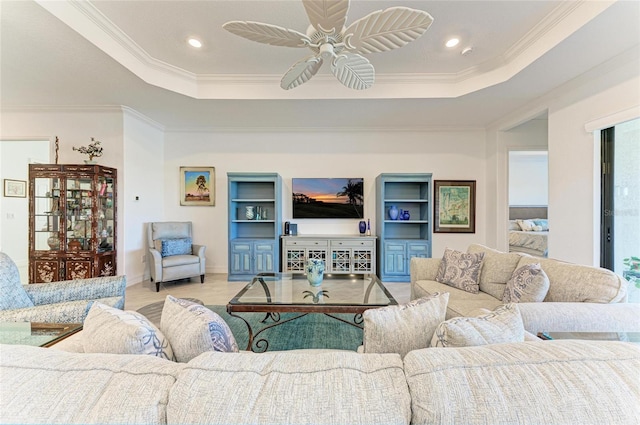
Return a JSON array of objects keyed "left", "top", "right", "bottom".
[
  {"left": 122, "top": 110, "right": 165, "bottom": 283},
  {"left": 490, "top": 50, "right": 640, "bottom": 265},
  {"left": 0, "top": 140, "right": 50, "bottom": 282},
  {"left": 508, "top": 151, "right": 548, "bottom": 206},
  {"left": 0, "top": 108, "right": 127, "bottom": 277},
  {"left": 164, "top": 129, "right": 489, "bottom": 274}
]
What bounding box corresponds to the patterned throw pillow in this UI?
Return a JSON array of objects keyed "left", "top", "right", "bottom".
[
  {"left": 160, "top": 238, "right": 192, "bottom": 257},
  {"left": 533, "top": 219, "right": 549, "bottom": 231},
  {"left": 161, "top": 296, "right": 239, "bottom": 362},
  {"left": 0, "top": 252, "right": 34, "bottom": 310},
  {"left": 362, "top": 293, "right": 449, "bottom": 358},
  {"left": 503, "top": 263, "right": 550, "bottom": 303},
  {"left": 430, "top": 303, "right": 524, "bottom": 348},
  {"left": 435, "top": 248, "right": 484, "bottom": 294},
  {"left": 516, "top": 219, "right": 536, "bottom": 231},
  {"left": 83, "top": 302, "right": 174, "bottom": 360}
]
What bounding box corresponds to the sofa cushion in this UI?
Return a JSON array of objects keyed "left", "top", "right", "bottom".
[
  {"left": 503, "top": 263, "right": 550, "bottom": 303},
  {"left": 467, "top": 244, "right": 522, "bottom": 299},
  {"left": 83, "top": 302, "right": 174, "bottom": 360},
  {"left": 403, "top": 341, "right": 640, "bottom": 425},
  {"left": 412, "top": 279, "right": 502, "bottom": 319},
  {"left": 517, "top": 256, "right": 626, "bottom": 303},
  {"left": 0, "top": 252, "right": 34, "bottom": 310},
  {"left": 362, "top": 293, "right": 449, "bottom": 358},
  {"left": 0, "top": 344, "right": 183, "bottom": 424},
  {"left": 161, "top": 296, "right": 238, "bottom": 362},
  {"left": 435, "top": 248, "right": 484, "bottom": 294},
  {"left": 168, "top": 351, "right": 411, "bottom": 425},
  {"left": 159, "top": 238, "right": 192, "bottom": 257},
  {"left": 431, "top": 303, "right": 524, "bottom": 347}
]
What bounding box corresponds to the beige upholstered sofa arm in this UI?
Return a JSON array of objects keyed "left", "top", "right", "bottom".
[
  {"left": 518, "top": 302, "right": 640, "bottom": 334},
  {"left": 410, "top": 257, "right": 441, "bottom": 282},
  {"left": 410, "top": 257, "right": 441, "bottom": 300}
]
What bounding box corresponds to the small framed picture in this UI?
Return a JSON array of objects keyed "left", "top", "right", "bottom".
[
  {"left": 434, "top": 180, "right": 476, "bottom": 233},
  {"left": 180, "top": 166, "right": 215, "bottom": 206},
  {"left": 3, "top": 179, "right": 26, "bottom": 198}
]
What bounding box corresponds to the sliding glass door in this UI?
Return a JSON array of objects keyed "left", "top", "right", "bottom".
[{"left": 600, "top": 118, "right": 640, "bottom": 301}]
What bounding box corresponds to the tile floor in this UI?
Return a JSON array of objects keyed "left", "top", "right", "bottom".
[{"left": 125, "top": 274, "right": 411, "bottom": 311}]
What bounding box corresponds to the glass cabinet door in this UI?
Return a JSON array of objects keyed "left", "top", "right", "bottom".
[
  {"left": 65, "top": 177, "right": 93, "bottom": 251},
  {"left": 97, "top": 175, "right": 115, "bottom": 252},
  {"left": 33, "top": 177, "right": 62, "bottom": 251}
]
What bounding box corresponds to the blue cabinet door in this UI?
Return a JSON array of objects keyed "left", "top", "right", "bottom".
[
  {"left": 383, "top": 241, "right": 408, "bottom": 276},
  {"left": 230, "top": 241, "right": 252, "bottom": 275},
  {"left": 254, "top": 241, "right": 276, "bottom": 273},
  {"left": 407, "top": 241, "right": 430, "bottom": 259}
]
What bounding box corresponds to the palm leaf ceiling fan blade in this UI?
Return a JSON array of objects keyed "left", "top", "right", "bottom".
[
  {"left": 344, "top": 7, "right": 434, "bottom": 54},
  {"left": 222, "top": 21, "right": 310, "bottom": 47},
  {"left": 222, "top": 1, "right": 433, "bottom": 90},
  {"left": 281, "top": 56, "right": 323, "bottom": 90},
  {"left": 302, "top": 0, "right": 350, "bottom": 33},
  {"left": 330, "top": 53, "right": 374, "bottom": 90}
]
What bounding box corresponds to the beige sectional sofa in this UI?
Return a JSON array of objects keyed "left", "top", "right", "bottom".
[
  {"left": 2, "top": 340, "right": 639, "bottom": 424},
  {"left": 411, "top": 244, "right": 640, "bottom": 334}
]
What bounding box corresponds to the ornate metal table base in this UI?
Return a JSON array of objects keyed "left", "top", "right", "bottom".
[{"left": 227, "top": 311, "right": 364, "bottom": 353}]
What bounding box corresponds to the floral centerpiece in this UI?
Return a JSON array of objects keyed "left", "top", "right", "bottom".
[{"left": 73, "top": 137, "right": 103, "bottom": 164}]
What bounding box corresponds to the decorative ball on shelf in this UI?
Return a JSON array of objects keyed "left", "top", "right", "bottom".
[{"left": 73, "top": 137, "right": 103, "bottom": 164}]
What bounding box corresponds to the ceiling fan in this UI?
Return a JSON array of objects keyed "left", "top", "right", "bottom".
[{"left": 223, "top": 0, "right": 433, "bottom": 90}]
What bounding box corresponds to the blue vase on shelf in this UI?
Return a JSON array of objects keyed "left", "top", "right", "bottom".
[
  {"left": 388, "top": 205, "right": 399, "bottom": 220},
  {"left": 403, "top": 210, "right": 410, "bottom": 220},
  {"left": 399, "top": 209, "right": 404, "bottom": 220}
]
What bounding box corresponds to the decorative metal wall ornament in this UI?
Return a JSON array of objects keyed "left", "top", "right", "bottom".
[{"left": 223, "top": 0, "right": 433, "bottom": 90}]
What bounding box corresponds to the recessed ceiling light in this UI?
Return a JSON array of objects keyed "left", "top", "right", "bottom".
[
  {"left": 445, "top": 38, "right": 459, "bottom": 48},
  {"left": 188, "top": 38, "right": 202, "bottom": 48}
]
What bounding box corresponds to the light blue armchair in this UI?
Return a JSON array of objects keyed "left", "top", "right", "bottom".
[{"left": 0, "top": 252, "right": 126, "bottom": 323}]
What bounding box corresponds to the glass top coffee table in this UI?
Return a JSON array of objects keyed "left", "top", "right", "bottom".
[
  {"left": 0, "top": 322, "right": 82, "bottom": 347},
  {"left": 227, "top": 273, "right": 397, "bottom": 352}
]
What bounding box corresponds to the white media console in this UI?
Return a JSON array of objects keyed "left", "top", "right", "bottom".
[{"left": 281, "top": 235, "right": 376, "bottom": 275}]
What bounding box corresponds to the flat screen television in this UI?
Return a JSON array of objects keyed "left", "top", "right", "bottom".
[{"left": 292, "top": 178, "right": 364, "bottom": 219}]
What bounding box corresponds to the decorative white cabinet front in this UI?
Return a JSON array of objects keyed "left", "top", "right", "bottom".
[{"left": 282, "top": 235, "right": 376, "bottom": 275}]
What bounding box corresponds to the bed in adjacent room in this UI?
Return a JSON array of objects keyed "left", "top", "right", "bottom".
[{"left": 508, "top": 206, "right": 548, "bottom": 257}]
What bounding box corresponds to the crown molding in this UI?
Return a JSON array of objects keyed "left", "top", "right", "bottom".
[
  {"left": 1, "top": 105, "right": 164, "bottom": 131},
  {"left": 35, "top": 0, "right": 614, "bottom": 100},
  {"left": 163, "top": 125, "right": 485, "bottom": 134}
]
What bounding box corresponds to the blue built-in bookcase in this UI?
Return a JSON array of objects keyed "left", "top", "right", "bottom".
[
  {"left": 376, "top": 173, "right": 432, "bottom": 282},
  {"left": 227, "top": 172, "right": 282, "bottom": 281}
]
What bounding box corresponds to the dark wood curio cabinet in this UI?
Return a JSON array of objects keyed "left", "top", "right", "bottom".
[{"left": 28, "top": 164, "right": 117, "bottom": 283}]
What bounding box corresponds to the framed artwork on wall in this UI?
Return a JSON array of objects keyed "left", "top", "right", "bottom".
[
  {"left": 3, "top": 179, "right": 26, "bottom": 198},
  {"left": 434, "top": 180, "right": 476, "bottom": 233},
  {"left": 180, "top": 166, "right": 215, "bottom": 206}
]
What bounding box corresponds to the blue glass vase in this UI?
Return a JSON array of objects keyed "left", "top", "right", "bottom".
[{"left": 358, "top": 220, "right": 367, "bottom": 234}]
